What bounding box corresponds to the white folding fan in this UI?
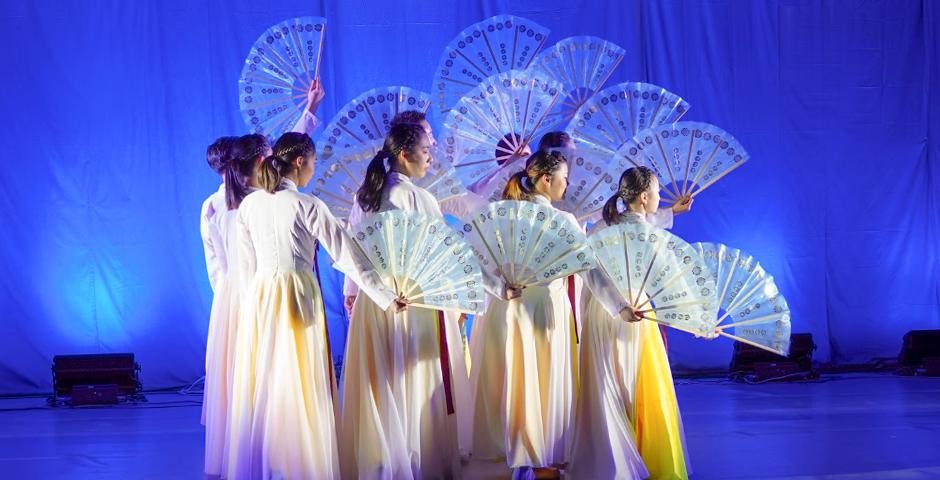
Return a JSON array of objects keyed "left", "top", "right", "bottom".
[
  {"left": 616, "top": 121, "right": 749, "bottom": 204},
  {"left": 528, "top": 36, "right": 626, "bottom": 130},
  {"left": 590, "top": 222, "right": 718, "bottom": 335},
  {"left": 548, "top": 145, "right": 623, "bottom": 224},
  {"left": 440, "top": 69, "right": 564, "bottom": 195},
  {"left": 567, "top": 82, "right": 690, "bottom": 156},
  {"left": 417, "top": 143, "right": 468, "bottom": 205},
  {"left": 459, "top": 200, "right": 595, "bottom": 288},
  {"left": 692, "top": 242, "right": 791, "bottom": 355},
  {"left": 238, "top": 16, "right": 327, "bottom": 139},
  {"left": 351, "top": 210, "right": 485, "bottom": 315},
  {"left": 318, "top": 86, "right": 432, "bottom": 161},
  {"left": 310, "top": 86, "right": 465, "bottom": 222},
  {"left": 432, "top": 15, "right": 550, "bottom": 115},
  {"left": 309, "top": 137, "right": 383, "bottom": 223}
]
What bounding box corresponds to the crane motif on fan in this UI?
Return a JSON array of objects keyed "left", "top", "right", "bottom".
[
  {"left": 238, "top": 16, "right": 327, "bottom": 140},
  {"left": 351, "top": 210, "right": 485, "bottom": 315}
]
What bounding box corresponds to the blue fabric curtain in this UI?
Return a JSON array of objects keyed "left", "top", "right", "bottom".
[{"left": 0, "top": 0, "right": 937, "bottom": 393}]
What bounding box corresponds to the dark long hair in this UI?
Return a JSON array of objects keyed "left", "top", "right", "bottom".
[
  {"left": 536, "top": 131, "right": 572, "bottom": 151},
  {"left": 206, "top": 136, "right": 238, "bottom": 175},
  {"left": 389, "top": 110, "right": 427, "bottom": 128},
  {"left": 258, "top": 132, "right": 316, "bottom": 193},
  {"left": 602, "top": 166, "right": 656, "bottom": 225},
  {"left": 502, "top": 150, "right": 568, "bottom": 201},
  {"left": 224, "top": 134, "right": 269, "bottom": 210},
  {"left": 356, "top": 123, "right": 426, "bottom": 212}
]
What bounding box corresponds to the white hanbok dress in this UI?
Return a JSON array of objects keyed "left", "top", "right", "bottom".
[
  {"left": 568, "top": 209, "right": 691, "bottom": 480},
  {"left": 468, "top": 194, "right": 631, "bottom": 470},
  {"left": 226, "top": 179, "right": 394, "bottom": 479},
  {"left": 340, "top": 171, "right": 502, "bottom": 479}
]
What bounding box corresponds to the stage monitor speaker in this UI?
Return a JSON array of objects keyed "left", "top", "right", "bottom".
[
  {"left": 730, "top": 333, "right": 816, "bottom": 381},
  {"left": 898, "top": 329, "right": 940, "bottom": 376},
  {"left": 51, "top": 353, "right": 141, "bottom": 405}
]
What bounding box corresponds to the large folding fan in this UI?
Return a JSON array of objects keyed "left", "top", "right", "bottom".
[
  {"left": 616, "top": 121, "right": 749, "bottom": 204},
  {"left": 238, "top": 16, "right": 327, "bottom": 139},
  {"left": 692, "top": 242, "right": 791, "bottom": 355},
  {"left": 551, "top": 146, "right": 623, "bottom": 223},
  {"left": 590, "top": 222, "right": 718, "bottom": 335},
  {"left": 440, "top": 69, "right": 564, "bottom": 192},
  {"left": 432, "top": 15, "right": 550, "bottom": 114},
  {"left": 309, "top": 137, "right": 382, "bottom": 223},
  {"left": 567, "top": 82, "right": 690, "bottom": 156},
  {"left": 528, "top": 36, "right": 626, "bottom": 129},
  {"left": 351, "top": 210, "right": 485, "bottom": 315},
  {"left": 310, "top": 86, "right": 464, "bottom": 222},
  {"left": 318, "top": 86, "right": 432, "bottom": 161},
  {"left": 460, "top": 200, "right": 595, "bottom": 288},
  {"left": 310, "top": 141, "right": 466, "bottom": 223}
]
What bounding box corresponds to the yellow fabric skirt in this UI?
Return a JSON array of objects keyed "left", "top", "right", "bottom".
[
  {"left": 569, "top": 291, "right": 689, "bottom": 479},
  {"left": 226, "top": 270, "right": 340, "bottom": 479}
]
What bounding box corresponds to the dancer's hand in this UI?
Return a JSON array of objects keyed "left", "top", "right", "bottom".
[
  {"left": 503, "top": 284, "right": 523, "bottom": 300},
  {"left": 305, "top": 77, "right": 325, "bottom": 114},
  {"left": 672, "top": 195, "right": 693, "bottom": 215},
  {"left": 344, "top": 295, "right": 356, "bottom": 315},
  {"left": 618, "top": 306, "right": 644, "bottom": 323},
  {"left": 389, "top": 296, "right": 409, "bottom": 314}
]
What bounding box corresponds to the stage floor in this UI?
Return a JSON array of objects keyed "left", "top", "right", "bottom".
[{"left": 0, "top": 373, "right": 938, "bottom": 479}]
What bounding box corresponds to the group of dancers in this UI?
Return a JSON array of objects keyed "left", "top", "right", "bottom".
[{"left": 200, "top": 81, "right": 696, "bottom": 479}]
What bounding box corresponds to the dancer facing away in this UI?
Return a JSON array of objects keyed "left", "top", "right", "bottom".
[
  {"left": 201, "top": 79, "right": 326, "bottom": 478},
  {"left": 227, "top": 132, "right": 405, "bottom": 479}
]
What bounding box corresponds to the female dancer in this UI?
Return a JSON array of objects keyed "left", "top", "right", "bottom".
[
  {"left": 568, "top": 166, "right": 692, "bottom": 480},
  {"left": 227, "top": 132, "right": 404, "bottom": 479},
  {"left": 469, "top": 150, "right": 637, "bottom": 478},
  {"left": 340, "top": 123, "right": 511, "bottom": 479}
]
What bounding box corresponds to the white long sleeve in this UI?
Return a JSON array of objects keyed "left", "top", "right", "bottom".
[
  {"left": 290, "top": 111, "right": 320, "bottom": 135},
  {"left": 200, "top": 186, "right": 227, "bottom": 292},
  {"left": 579, "top": 267, "right": 631, "bottom": 317},
  {"left": 439, "top": 191, "right": 488, "bottom": 220},
  {"left": 305, "top": 196, "right": 397, "bottom": 311},
  {"left": 342, "top": 201, "right": 364, "bottom": 297},
  {"left": 650, "top": 206, "right": 674, "bottom": 229},
  {"left": 235, "top": 209, "right": 257, "bottom": 295}
]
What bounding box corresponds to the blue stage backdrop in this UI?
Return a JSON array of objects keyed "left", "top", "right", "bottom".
[{"left": 0, "top": 0, "right": 937, "bottom": 393}]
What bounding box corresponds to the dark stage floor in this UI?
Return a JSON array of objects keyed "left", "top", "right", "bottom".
[{"left": 1, "top": 373, "right": 938, "bottom": 479}]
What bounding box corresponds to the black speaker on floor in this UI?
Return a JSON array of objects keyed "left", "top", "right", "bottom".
[
  {"left": 51, "top": 353, "right": 142, "bottom": 405},
  {"left": 898, "top": 330, "right": 940, "bottom": 376},
  {"left": 730, "top": 333, "right": 817, "bottom": 381}
]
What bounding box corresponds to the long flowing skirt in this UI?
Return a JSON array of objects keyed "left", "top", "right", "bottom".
[
  {"left": 567, "top": 293, "right": 648, "bottom": 480},
  {"left": 339, "top": 293, "right": 471, "bottom": 479},
  {"left": 569, "top": 291, "right": 689, "bottom": 479},
  {"left": 468, "top": 281, "right": 576, "bottom": 469},
  {"left": 226, "top": 270, "right": 340, "bottom": 479},
  {"left": 204, "top": 274, "right": 240, "bottom": 477}
]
